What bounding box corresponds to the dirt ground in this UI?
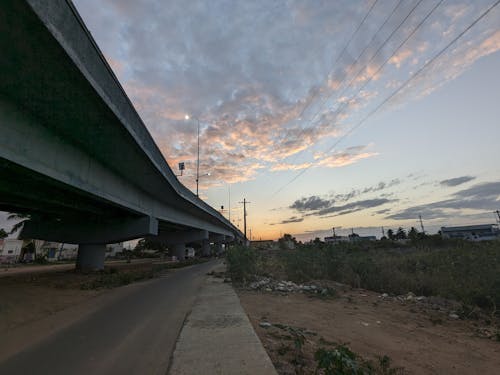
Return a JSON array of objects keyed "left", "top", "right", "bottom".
[{"left": 238, "top": 286, "right": 500, "bottom": 375}]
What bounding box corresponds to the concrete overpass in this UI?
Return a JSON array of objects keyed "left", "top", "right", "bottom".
[{"left": 0, "top": 0, "right": 244, "bottom": 270}]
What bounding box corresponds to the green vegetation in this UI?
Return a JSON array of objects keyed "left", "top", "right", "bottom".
[
  {"left": 280, "top": 240, "right": 500, "bottom": 311},
  {"left": 80, "top": 258, "right": 209, "bottom": 289},
  {"left": 226, "top": 245, "right": 258, "bottom": 282},
  {"left": 227, "top": 239, "right": 500, "bottom": 314},
  {"left": 315, "top": 346, "right": 405, "bottom": 375}
]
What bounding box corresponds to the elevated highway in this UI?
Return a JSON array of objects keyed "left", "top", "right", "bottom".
[{"left": 0, "top": 0, "right": 243, "bottom": 269}]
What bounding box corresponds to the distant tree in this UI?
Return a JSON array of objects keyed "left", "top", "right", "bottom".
[
  {"left": 7, "top": 212, "right": 31, "bottom": 235},
  {"left": 278, "top": 234, "right": 297, "bottom": 250},
  {"left": 134, "top": 238, "right": 168, "bottom": 253},
  {"left": 313, "top": 237, "right": 323, "bottom": 246},
  {"left": 0, "top": 228, "right": 7, "bottom": 239},
  {"left": 408, "top": 227, "right": 419, "bottom": 241},
  {"left": 396, "top": 227, "right": 407, "bottom": 240},
  {"left": 386, "top": 229, "right": 395, "bottom": 240}
]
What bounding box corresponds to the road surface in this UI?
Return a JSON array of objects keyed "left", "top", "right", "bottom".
[{"left": 0, "top": 260, "right": 218, "bottom": 374}]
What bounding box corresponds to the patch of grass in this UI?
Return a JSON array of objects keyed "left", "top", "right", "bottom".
[
  {"left": 80, "top": 269, "right": 155, "bottom": 290},
  {"left": 80, "top": 258, "right": 209, "bottom": 290}
]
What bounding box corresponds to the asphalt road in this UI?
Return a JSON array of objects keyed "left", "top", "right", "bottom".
[{"left": 0, "top": 260, "right": 218, "bottom": 375}]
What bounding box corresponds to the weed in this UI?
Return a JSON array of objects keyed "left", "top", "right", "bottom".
[
  {"left": 315, "top": 345, "right": 405, "bottom": 375},
  {"left": 315, "top": 345, "right": 363, "bottom": 375},
  {"left": 255, "top": 241, "right": 500, "bottom": 316},
  {"left": 277, "top": 343, "right": 291, "bottom": 356},
  {"left": 226, "top": 245, "right": 257, "bottom": 283}
]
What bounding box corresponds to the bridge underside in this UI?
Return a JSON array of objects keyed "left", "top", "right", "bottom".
[
  {"left": 1, "top": 157, "right": 234, "bottom": 269},
  {"left": 0, "top": 0, "right": 241, "bottom": 270}
]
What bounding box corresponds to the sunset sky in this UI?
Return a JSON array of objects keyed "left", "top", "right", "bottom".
[{"left": 3, "top": 0, "right": 499, "bottom": 241}]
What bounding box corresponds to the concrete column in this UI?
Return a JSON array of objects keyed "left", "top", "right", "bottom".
[
  {"left": 201, "top": 239, "right": 211, "bottom": 257},
  {"left": 76, "top": 244, "right": 106, "bottom": 271},
  {"left": 172, "top": 243, "right": 186, "bottom": 261}
]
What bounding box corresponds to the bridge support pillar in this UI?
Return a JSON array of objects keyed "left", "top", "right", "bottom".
[
  {"left": 201, "top": 239, "right": 211, "bottom": 257},
  {"left": 172, "top": 243, "right": 186, "bottom": 261},
  {"left": 76, "top": 244, "right": 106, "bottom": 271}
]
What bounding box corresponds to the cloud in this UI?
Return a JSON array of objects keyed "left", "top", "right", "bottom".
[
  {"left": 72, "top": 0, "right": 500, "bottom": 189},
  {"left": 270, "top": 144, "right": 377, "bottom": 172},
  {"left": 290, "top": 193, "right": 393, "bottom": 217},
  {"left": 332, "top": 178, "right": 400, "bottom": 202},
  {"left": 280, "top": 216, "right": 304, "bottom": 224},
  {"left": 291, "top": 196, "right": 332, "bottom": 212},
  {"left": 440, "top": 175, "right": 475, "bottom": 187},
  {"left": 314, "top": 145, "right": 379, "bottom": 168},
  {"left": 314, "top": 198, "right": 394, "bottom": 217},
  {"left": 270, "top": 162, "right": 312, "bottom": 172},
  {"left": 389, "top": 49, "right": 413, "bottom": 68},
  {"left": 387, "top": 181, "right": 500, "bottom": 220}
]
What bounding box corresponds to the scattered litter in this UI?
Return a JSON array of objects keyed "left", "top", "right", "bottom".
[
  {"left": 248, "top": 277, "right": 336, "bottom": 296},
  {"left": 259, "top": 322, "right": 272, "bottom": 328}
]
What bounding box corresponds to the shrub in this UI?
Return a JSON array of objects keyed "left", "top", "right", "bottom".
[
  {"left": 265, "top": 240, "right": 500, "bottom": 314},
  {"left": 315, "top": 345, "right": 405, "bottom": 375},
  {"left": 226, "top": 245, "right": 257, "bottom": 283}
]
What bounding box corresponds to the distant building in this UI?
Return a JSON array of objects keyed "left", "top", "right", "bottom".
[
  {"left": 351, "top": 235, "right": 377, "bottom": 242},
  {"left": 0, "top": 239, "right": 24, "bottom": 263},
  {"left": 41, "top": 242, "right": 78, "bottom": 261},
  {"left": 324, "top": 236, "right": 349, "bottom": 244},
  {"left": 325, "top": 235, "right": 376, "bottom": 244},
  {"left": 106, "top": 243, "right": 124, "bottom": 258},
  {"left": 441, "top": 224, "right": 499, "bottom": 241},
  {"left": 38, "top": 242, "right": 123, "bottom": 262}
]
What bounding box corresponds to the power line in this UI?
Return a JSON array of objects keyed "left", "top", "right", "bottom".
[
  {"left": 294, "top": 0, "right": 380, "bottom": 124},
  {"left": 272, "top": 0, "right": 500, "bottom": 195},
  {"left": 287, "top": 0, "right": 405, "bottom": 166},
  {"left": 272, "top": 0, "right": 442, "bottom": 195},
  {"left": 318, "top": 0, "right": 443, "bottom": 127},
  {"left": 299, "top": 0, "right": 426, "bottom": 141}
]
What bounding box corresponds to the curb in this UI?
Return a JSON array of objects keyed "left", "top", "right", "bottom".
[{"left": 169, "top": 264, "right": 277, "bottom": 374}]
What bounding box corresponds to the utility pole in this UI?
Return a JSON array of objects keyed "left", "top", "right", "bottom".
[
  {"left": 332, "top": 227, "right": 336, "bottom": 237},
  {"left": 381, "top": 226, "right": 385, "bottom": 238},
  {"left": 494, "top": 210, "right": 500, "bottom": 225},
  {"left": 249, "top": 228, "right": 252, "bottom": 241},
  {"left": 419, "top": 214, "right": 425, "bottom": 234},
  {"left": 239, "top": 198, "right": 250, "bottom": 240}
]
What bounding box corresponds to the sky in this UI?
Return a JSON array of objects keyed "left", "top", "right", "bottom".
[{"left": 3, "top": 0, "right": 500, "bottom": 241}]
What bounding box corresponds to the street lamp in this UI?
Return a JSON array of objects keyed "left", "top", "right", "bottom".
[{"left": 185, "top": 114, "right": 201, "bottom": 197}]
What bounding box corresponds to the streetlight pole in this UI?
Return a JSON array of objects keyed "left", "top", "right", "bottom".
[
  {"left": 196, "top": 117, "right": 200, "bottom": 197},
  {"left": 185, "top": 115, "right": 201, "bottom": 197}
]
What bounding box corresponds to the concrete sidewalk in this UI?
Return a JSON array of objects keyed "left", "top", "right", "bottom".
[{"left": 169, "top": 264, "right": 277, "bottom": 375}]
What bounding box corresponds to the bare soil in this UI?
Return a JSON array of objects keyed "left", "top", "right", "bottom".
[{"left": 238, "top": 286, "right": 500, "bottom": 375}]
